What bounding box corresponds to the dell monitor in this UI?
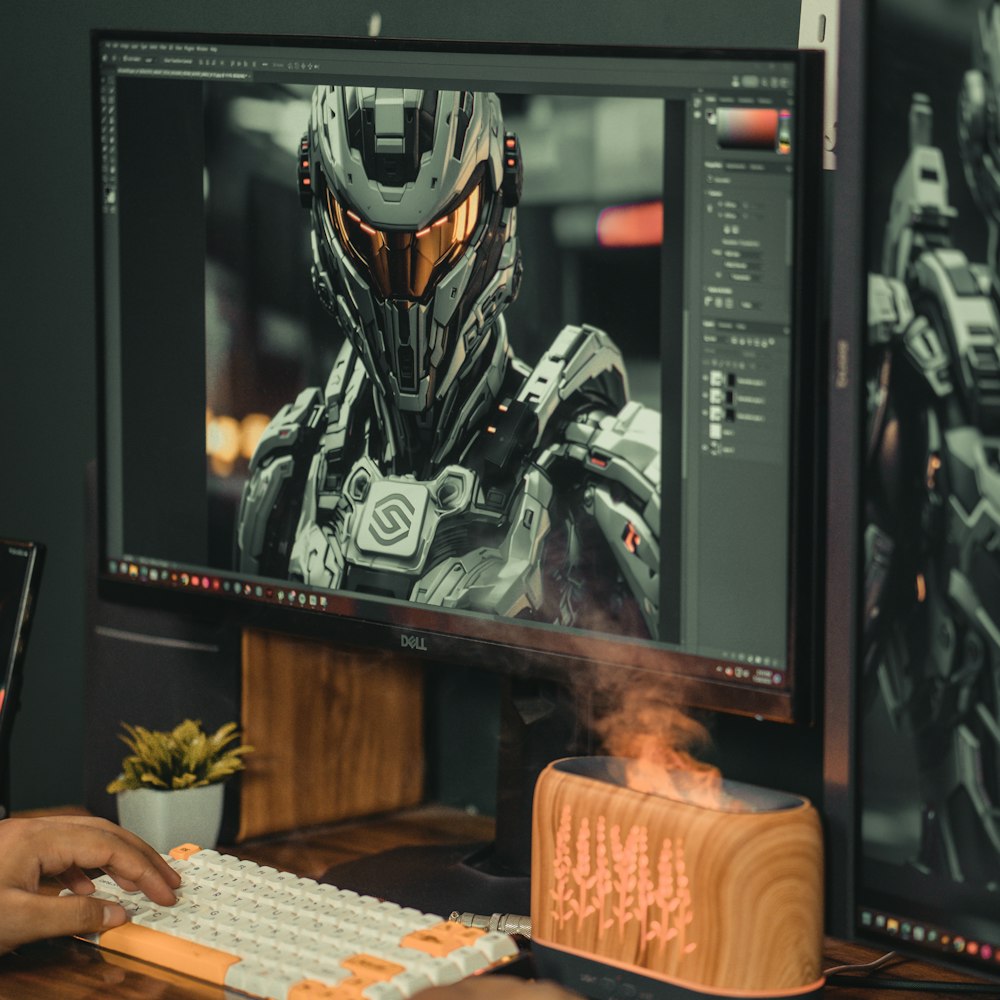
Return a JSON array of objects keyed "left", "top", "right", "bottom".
[{"left": 93, "top": 31, "right": 825, "bottom": 746}]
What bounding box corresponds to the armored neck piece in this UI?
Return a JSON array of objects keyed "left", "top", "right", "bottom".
[{"left": 368, "top": 316, "right": 517, "bottom": 478}]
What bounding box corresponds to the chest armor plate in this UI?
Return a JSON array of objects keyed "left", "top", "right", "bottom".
[{"left": 288, "top": 455, "right": 550, "bottom": 618}]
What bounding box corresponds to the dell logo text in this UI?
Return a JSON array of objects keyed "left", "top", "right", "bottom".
[{"left": 400, "top": 634, "right": 427, "bottom": 651}]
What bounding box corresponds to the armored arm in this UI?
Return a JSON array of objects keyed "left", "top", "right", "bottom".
[
  {"left": 236, "top": 387, "right": 325, "bottom": 578},
  {"left": 542, "top": 401, "right": 661, "bottom": 640}
]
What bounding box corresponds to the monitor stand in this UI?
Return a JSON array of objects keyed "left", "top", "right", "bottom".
[{"left": 319, "top": 674, "right": 587, "bottom": 918}]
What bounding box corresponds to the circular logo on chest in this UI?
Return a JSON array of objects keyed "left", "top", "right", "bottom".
[
  {"left": 370, "top": 492, "right": 417, "bottom": 545},
  {"left": 356, "top": 480, "right": 430, "bottom": 559}
]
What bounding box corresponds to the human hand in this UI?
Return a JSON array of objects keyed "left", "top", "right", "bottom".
[
  {"left": 418, "top": 978, "right": 580, "bottom": 1000},
  {"left": 0, "top": 815, "right": 180, "bottom": 955}
]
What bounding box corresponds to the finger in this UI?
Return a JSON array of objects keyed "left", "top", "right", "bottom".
[
  {"left": 32, "top": 824, "right": 177, "bottom": 907},
  {"left": 7, "top": 891, "right": 126, "bottom": 950},
  {"left": 42, "top": 816, "right": 181, "bottom": 889},
  {"left": 55, "top": 866, "right": 95, "bottom": 895}
]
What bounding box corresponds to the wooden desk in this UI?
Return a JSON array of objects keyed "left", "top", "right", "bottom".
[{"left": 0, "top": 809, "right": 992, "bottom": 1000}]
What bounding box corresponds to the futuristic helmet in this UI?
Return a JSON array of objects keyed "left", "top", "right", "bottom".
[{"left": 300, "top": 87, "right": 523, "bottom": 414}]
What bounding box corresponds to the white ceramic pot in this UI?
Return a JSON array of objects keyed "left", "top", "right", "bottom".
[{"left": 116, "top": 782, "right": 225, "bottom": 854}]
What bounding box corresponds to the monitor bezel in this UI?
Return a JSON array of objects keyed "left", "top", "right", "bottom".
[{"left": 91, "top": 28, "right": 827, "bottom": 726}]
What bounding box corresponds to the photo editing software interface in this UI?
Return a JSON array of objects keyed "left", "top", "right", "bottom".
[
  {"left": 96, "top": 33, "right": 819, "bottom": 717},
  {"left": 858, "top": 0, "right": 1000, "bottom": 980}
]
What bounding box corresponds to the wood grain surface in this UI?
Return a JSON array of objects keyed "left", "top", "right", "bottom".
[
  {"left": 531, "top": 762, "right": 824, "bottom": 992},
  {"left": 237, "top": 628, "right": 425, "bottom": 840}
]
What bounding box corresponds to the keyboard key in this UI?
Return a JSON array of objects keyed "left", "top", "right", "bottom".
[
  {"left": 362, "top": 982, "right": 406, "bottom": 1000},
  {"left": 447, "top": 946, "right": 494, "bottom": 976},
  {"left": 390, "top": 970, "right": 433, "bottom": 994},
  {"left": 474, "top": 932, "right": 521, "bottom": 961}
]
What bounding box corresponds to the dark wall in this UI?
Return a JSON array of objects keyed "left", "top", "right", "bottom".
[{"left": 0, "top": 0, "right": 800, "bottom": 810}]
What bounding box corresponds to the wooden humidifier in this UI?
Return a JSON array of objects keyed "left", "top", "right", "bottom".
[{"left": 531, "top": 757, "right": 824, "bottom": 999}]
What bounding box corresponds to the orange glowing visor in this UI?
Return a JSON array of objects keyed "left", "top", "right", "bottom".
[{"left": 326, "top": 182, "right": 482, "bottom": 302}]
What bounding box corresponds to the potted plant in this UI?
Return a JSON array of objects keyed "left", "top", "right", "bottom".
[{"left": 107, "top": 719, "right": 254, "bottom": 853}]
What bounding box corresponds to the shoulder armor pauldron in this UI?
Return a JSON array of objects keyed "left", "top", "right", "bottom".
[
  {"left": 518, "top": 323, "right": 628, "bottom": 443},
  {"left": 248, "top": 387, "right": 325, "bottom": 474},
  {"left": 908, "top": 249, "right": 1000, "bottom": 426}
]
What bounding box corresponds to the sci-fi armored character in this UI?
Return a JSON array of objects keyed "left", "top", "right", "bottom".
[
  {"left": 865, "top": 4, "right": 1000, "bottom": 884},
  {"left": 236, "top": 87, "right": 661, "bottom": 639}
]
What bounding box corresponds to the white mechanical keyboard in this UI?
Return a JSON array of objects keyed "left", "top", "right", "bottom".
[{"left": 65, "top": 843, "right": 520, "bottom": 999}]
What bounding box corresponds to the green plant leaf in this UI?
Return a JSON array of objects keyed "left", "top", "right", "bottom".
[{"left": 108, "top": 718, "right": 253, "bottom": 792}]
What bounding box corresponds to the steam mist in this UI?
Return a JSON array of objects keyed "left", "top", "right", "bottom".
[{"left": 585, "top": 663, "right": 731, "bottom": 810}]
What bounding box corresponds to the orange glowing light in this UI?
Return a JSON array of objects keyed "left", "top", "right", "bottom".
[
  {"left": 549, "top": 806, "right": 696, "bottom": 954},
  {"left": 624, "top": 523, "right": 641, "bottom": 554},
  {"left": 596, "top": 201, "right": 664, "bottom": 248},
  {"left": 927, "top": 453, "right": 942, "bottom": 489},
  {"left": 206, "top": 411, "right": 241, "bottom": 476},
  {"left": 487, "top": 425, "right": 497, "bottom": 434},
  {"left": 916, "top": 573, "right": 927, "bottom": 603},
  {"left": 240, "top": 413, "right": 270, "bottom": 460},
  {"left": 498, "top": 403, "right": 509, "bottom": 413},
  {"left": 592, "top": 685, "right": 731, "bottom": 813},
  {"left": 622, "top": 746, "right": 731, "bottom": 812},
  {"left": 206, "top": 408, "right": 271, "bottom": 475},
  {"left": 327, "top": 185, "right": 481, "bottom": 301},
  {"left": 590, "top": 455, "right": 609, "bottom": 468}
]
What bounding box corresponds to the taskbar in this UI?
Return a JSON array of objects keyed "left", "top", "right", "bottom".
[
  {"left": 106, "top": 558, "right": 332, "bottom": 610},
  {"left": 859, "top": 905, "right": 1000, "bottom": 973},
  {"left": 102, "top": 556, "right": 791, "bottom": 694}
]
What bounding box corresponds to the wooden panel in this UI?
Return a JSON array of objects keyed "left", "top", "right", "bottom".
[
  {"left": 531, "top": 760, "right": 824, "bottom": 993},
  {"left": 237, "top": 629, "right": 424, "bottom": 840}
]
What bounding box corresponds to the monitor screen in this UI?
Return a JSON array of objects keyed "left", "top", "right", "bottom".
[
  {"left": 857, "top": 0, "right": 1000, "bottom": 978},
  {"left": 94, "top": 32, "right": 824, "bottom": 722}
]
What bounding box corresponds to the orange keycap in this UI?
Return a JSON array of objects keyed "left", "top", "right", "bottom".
[
  {"left": 340, "top": 953, "right": 405, "bottom": 981},
  {"left": 97, "top": 923, "right": 241, "bottom": 984},
  {"left": 289, "top": 982, "right": 351, "bottom": 999},
  {"left": 168, "top": 843, "right": 203, "bottom": 861},
  {"left": 401, "top": 921, "right": 484, "bottom": 958}
]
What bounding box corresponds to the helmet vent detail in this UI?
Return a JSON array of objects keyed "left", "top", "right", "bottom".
[
  {"left": 344, "top": 89, "right": 439, "bottom": 188},
  {"left": 398, "top": 347, "right": 416, "bottom": 390},
  {"left": 451, "top": 92, "right": 475, "bottom": 161}
]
